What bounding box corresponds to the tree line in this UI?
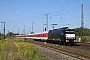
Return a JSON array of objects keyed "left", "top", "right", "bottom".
[
  {"left": 74, "top": 27, "right": 90, "bottom": 36},
  {"left": 0, "top": 33, "right": 6, "bottom": 40}
]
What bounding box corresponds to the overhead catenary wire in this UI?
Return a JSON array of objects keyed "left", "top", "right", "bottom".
[
  {"left": 0, "top": 2, "right": 44, "bottom": 15},
  {"left": 0, "top": 1, "right": 89, "bottom": 23},
  {"left": 7, "top": 12, "right": 90, "bottom": 33},
  {"left": 49, "top": 4, "right": 83, "bottom": 16},
  {"left": 1, "top": 2, "right": 89, "bottom": 23},
  {"left": 49, "top": 0, "right": 72, "bottom": 14},
  {"left": 49, "top": 4, "right": 90, "bottom": 18},
  {"left": 49, "top": 0, "right": 79, "bottom": 15},
  {"left": 49, "top": 7, "right": 81, "bottom": 17}
]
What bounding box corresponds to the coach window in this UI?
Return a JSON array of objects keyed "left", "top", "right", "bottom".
[
  {"left": 42, "top": 34, "right": 43, "bottom": 37},
  {"left": 41, "top": 34, "right": 42, "bottom": 37},
  {"left": 37, "top": 35, "right": 38, "bottom": 37},
  {"left": 37, "top": 34, "right": 38, "bottom": 37},
  {"left": 44, "top": 34, "right": 46, "bottom": 37},
  {"left": 39, "top": 34, "right": 40, "bottom": 37},
  {"left": 43, "top": 34, "right": 44, "bottom": 37}
]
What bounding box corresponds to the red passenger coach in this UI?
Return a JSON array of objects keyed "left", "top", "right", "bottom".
[{"left": 27, "top": 31, "right": 48, "bottom": 40}]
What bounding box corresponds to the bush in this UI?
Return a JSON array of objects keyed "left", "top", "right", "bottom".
[
  {"left": 17, "top": 42, "right": 49, "bottom": 60},
  {"left": 76, "top": 36, "right": 90, "bottom": 42},
  {"left": 0, "top": 35, "right": 6, "bottom": 40}
]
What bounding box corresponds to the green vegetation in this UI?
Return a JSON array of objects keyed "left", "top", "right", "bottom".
[
  {"left": 6, "top": 32, "right": 14, "bottom": 36},
  {"left": 74, "top": 27, "right": 90, "bottom": 36},
  {"left": 76, "top": 36, "right": 90, "bottom": 42},
  {"left": 0, "top": 39, "right": 14, "bottom": 60},
  {"left": 0, "top": 33, "right": 6, "bottom": 40},
  {"left": 16, "top": 38, "right": 49, "bottom": 60},
  {"left": 17, "top": 42, "right": 49, "bottom": 60},
  {"left": 0, "top": 38, "right": 49, "bottom": 60},
  {"left": 74, "top": 27, "right": 90, "bottom": 42}
]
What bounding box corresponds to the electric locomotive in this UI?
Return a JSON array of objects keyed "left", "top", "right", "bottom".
[{"left": 48, "top": 27, "right": 76, "bottom": 45}]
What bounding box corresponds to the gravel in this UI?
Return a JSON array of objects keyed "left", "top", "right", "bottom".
[{"left": 31, "top": 43, "right": 80, "bottom": 60}]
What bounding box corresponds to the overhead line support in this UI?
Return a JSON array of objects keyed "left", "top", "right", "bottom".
[
  {"left": 81, "top": 4, "right": 84, "bottom": 42},
  {"left": 1, "top": 22, "right": 5, "bottom": 38},
  {"left": 46, "top": 14, "right": 48, "bottom": 31}
]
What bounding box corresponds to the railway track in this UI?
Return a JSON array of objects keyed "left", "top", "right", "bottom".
[
  {"left": 71, "top": 43, "right": 90, "bottom": 52},
  {"left": 76, "top": 42, "right": 90, "bottom": 47},
  {"left": 27, "top": 40, "right": 90, "bottom": 60}
]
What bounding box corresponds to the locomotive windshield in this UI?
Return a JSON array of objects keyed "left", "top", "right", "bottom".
[{"left": 65, "top": 30, "right": 75, "bottom": 34}]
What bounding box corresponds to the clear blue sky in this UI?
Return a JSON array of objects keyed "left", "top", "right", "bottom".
[{"left": 0, "top": 0, "right": 90, "bottom": 34}]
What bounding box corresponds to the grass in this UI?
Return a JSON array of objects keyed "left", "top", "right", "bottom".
[
  {"left": 0, "top": 38, "right": 49, "bottom": 60},
  {"left": 17, "top": 42, "right": 49, "bottom": 60}
]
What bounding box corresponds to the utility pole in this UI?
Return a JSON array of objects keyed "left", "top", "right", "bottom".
[
  {"left": 1, "top": 22, "right": 5, "bottom": 38},
  {"left": 43, "top": 22, "right": 44, "bottom": 31},
  {"left": 52, "top": 24, "right": 57, "bottom": 30},
  {"left": 30, "top": 27, "right": 31, "bottom": 34},
  {"left": 17, "top": 27, "right": 19, "bottom": 34},
  {"left": 24, "top": 25, "right": 25, "bottom": 35},
  {"left": 32, "top": 22, "right": 34, "bottom": 33},
  {"left": 46, "top": 14, "right": 48, "bottom": 31},
  {"left": 81, "top": 4, "right": 84, "bottom": 42},
  {"left": 43, "top": 22, "right": 46, "bottom": 31}
]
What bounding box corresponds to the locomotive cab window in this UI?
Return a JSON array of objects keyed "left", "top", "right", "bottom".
[
  {"left": 65, "top": 29, "right": 75, "bottom": 34},
  {"left": 59, "top": 30, "right": 64, "bottom": 35},
  {"left": 65, "top": 30, "right": 75, "bottom": 34}
]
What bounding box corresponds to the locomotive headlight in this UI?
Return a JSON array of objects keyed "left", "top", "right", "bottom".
[
  {"left": 62, "top": 34, "right": 63, "bottom": 35},
  {"left": 66, "top": 40, "right": 68, "bottom": 42},
  {"left": 73, "top": 37, "right": 75, "bottom": 39},
  {"left": 66, "top": 37, "right": 68, "bottom": 39},
  {"left": 74, "top": 40, "right": 76, "bottom": 42},
  {"left": 66, "top": 40, "right": 69, "bottom": 42}
]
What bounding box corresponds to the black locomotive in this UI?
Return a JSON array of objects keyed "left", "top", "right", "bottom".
[{"left": 48, "top": 27, "right": 76, "bottom": 45}]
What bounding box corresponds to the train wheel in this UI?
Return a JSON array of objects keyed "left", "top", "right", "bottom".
[
  {"left": 71, "top": 43, "right": 74, "bottom": 46},
  {"left": 59, "top": 41, "right": 63, "bottom": 45}
]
